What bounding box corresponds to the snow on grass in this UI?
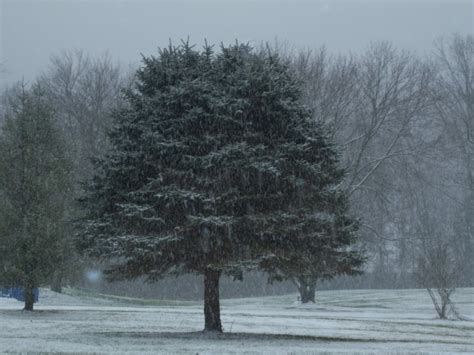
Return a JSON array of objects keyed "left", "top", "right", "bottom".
[{"left": 0, "top": 287, "right": 473, "bottom": 353}]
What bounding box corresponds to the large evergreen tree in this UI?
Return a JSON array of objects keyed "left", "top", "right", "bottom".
[
  {"left": 79, "top": 43, "right": 362, "bottom": 331},
  {"left": 0, "top": 85, "right": 72, "bottom": 310}
]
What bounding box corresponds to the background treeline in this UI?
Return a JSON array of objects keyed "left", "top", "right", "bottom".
[{"left": 0, "top": 34, "right": 472, "bottom": 300}]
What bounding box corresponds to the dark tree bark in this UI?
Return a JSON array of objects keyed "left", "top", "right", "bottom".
[
  {"left": 203, "top": 269, "right": 222, "bottom": 332},
  {"left": 23, "top": 284, "right": 34, "bottom": 311}
]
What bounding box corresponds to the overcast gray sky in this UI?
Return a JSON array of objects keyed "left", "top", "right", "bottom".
[{"left": 1, "top": 0, "right": 473, "bottom": 87}]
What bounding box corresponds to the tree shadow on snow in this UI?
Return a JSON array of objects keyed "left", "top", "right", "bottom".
[
  {"left": 96, "top": 331, "right": 474, "bottom": 345},
  {"left": 97, "top": 331, "right": 376, "bottom": 343}
]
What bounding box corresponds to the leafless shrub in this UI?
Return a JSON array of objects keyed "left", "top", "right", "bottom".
[{"left": 415, "top": 240, "right": 465, "bottom": 320}]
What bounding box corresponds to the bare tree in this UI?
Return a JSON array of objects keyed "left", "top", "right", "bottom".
[
  {"left": 39, "top": 50, "right": 131, "bottom": 181},
  {"left": 286, "top": 42, "right": 435, "bottom": 293},
  {"left": 395, "top": 146, "right": 468, "bottom": 320},
  {"left": 432, "top": 34, "right": 474, "bottom": 284},
  {"left": 346, "top": 43, "right": 433, "bottom": 194},
  {"left": 415, "top": 240, "right": 464, "bottom": 320}
]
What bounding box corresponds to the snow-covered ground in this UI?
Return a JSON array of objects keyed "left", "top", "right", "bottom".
[{"left": 0, "top": 287, "right": 473, "bottom": 354}]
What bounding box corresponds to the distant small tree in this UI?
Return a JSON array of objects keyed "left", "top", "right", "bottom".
[
  {"left": 0, "top": 84, "right": 72, "bottom": 310},
  {"left": 415, "top": 240, "right": 463, "bottom": 320},
  {"left": 261, "top": 147, "right": 364, "bottom": 303},
  {"left": 267, "top": 245, "right": 364, "bottom": 303}
]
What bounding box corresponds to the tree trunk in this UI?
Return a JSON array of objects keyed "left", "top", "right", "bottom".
[
  {"left": 297, "top": 277, "right": 316, "bottom": 303},
  {"left": 203, "top": 269, "right": 222, "bottom": 332},
  {"left": 427, "top": 288, "right": 450, "bottom": 319},
  {"left": 23, "top": 284, "right": 34, "bottom": 311},
  {"left": 439, "top": 288, "right": 451, "bottom": 319}
]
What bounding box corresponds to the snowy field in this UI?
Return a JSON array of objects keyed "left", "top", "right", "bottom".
[{"left": 0, "top": 288, "right": 473, "bottom": 354}]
